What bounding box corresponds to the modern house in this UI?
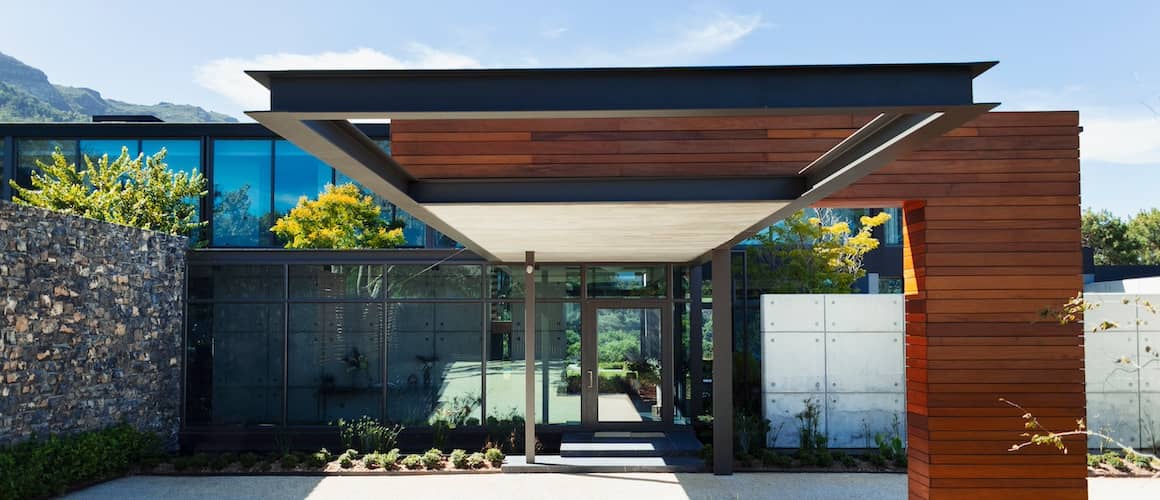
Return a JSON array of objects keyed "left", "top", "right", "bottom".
[{"left": 0, "top": 62, "right": 1087, "bottom": 499}]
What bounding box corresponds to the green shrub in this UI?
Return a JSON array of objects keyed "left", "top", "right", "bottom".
[
  {"left": 333, "top": 416, "right": 404, "bottom": 453},
  {"left": 189, "top": 452, "right": 211, "bottom": 469},
  {"left": 402, "top": 454, "right": 424, "bottom": 470},
  {"left": 1087, "top": 453, "right": 1102, "bottom": 467},
  {"left": 422, "top": 449, "right": 444, "bottom": 469},
  {"left": 0, "top": 424, "right": 163, "bottom": 500},
  {"left": 308, "top": 450, "right": 330, "bottom": 468},
  {"left": 867, "top": 452, "right": 887, "bottom": 467},
  {"left": 466, "top": 452, "right": 486, "bottom": 469},
  {"left": 484, "top": 447, "right": 505, "bottom": 467},
  {"left": 280, "top": 454, "right": 300, "bottom": 469},
  {"left": 1107, "top": 455, "right": 1127, "bottom": 471},
  {"left": 256, "top": 460, "right": 272, "bottom": 472},
  {"left": 237, "top": 452, "right": 259, "bottom": 469},
  {"left": 364, "top": 452, "right": 383, "bottom": 470},
  {"left": 817, "top": 450, "right": 834, "bottom": 467},
  {"left": 339, "top": 456, "right": 354, "bottom": 469},
  {"left": 210, "top": 453, "right": 235, "bottom": 471},
  {"left": 450, "top": 449, "right": 469, "bottom": 469},
  {"left": 798, "top": 449, "right": 818, "bottom": 466},
  {"left": 172, "top": 456, "right": 191, "bottom": 472},
  {"left": 384, "top": 448, "right": 401, "bottom": 469},
  {"left": 833, "top": 450, "right": 856, "bottom": 467}
]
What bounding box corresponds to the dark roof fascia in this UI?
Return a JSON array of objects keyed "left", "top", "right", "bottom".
[{"left": 0, "top": 122, "right": 391, "bottom": 139}]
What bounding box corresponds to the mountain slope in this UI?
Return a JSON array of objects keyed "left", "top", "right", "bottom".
[{"left": 0, "top": 52, "right": 236, "bottom": 123}]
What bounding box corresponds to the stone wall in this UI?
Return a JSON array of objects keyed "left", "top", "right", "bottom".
[{"left": 0, "top": 201, "right": 186, "bottom": 447}]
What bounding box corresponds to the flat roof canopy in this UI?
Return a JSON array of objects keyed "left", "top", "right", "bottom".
[{"left": 247, "top": 62, "right": 998, "bottom": 263}]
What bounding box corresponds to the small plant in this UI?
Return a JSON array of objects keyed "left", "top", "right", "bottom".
[
  {"left": 817, "top": 450, "right": 834, "bottom": 467},
  {"left": 364, "top": 452, "right": 383, "bottom": 470},
  {"left": 867, "top": 452, "right": 887, "bottom": 467},
  {"left": 402, "top": 454, "right": 423, "bottom": 470},
  {"left": 833, "top": 450, "right": 856, "bottom": 467},
  {"left": 1087, "top": 453, "right": 1102, "bottom": 467},
  {"left": 172, "top": 456, "right": 191, "bottom": 471},
  {"left": 795, "top": 398, "right": 826, "bottom": 452},
  {"left": 239, "top": 452, "right": 260, "bottom": 469},
  {"left": 256, "top": 460, "right": 272, "bottom": 472},
  {"left": 384, "top": 448, "right": 401, "bottom": 469},
  {"left": 189, "top": 453, "right": 211, "bottom": 469},
  {"left": 466, "top": 452, "right": 486, "bottom": 469},
  {"left": 450, "top": 449, "right": 469, "bottom": 469},
  {"left": 1106, "top": 455, "right": 1127, "bottom": 471},
  {"left": 422, "top": 449, "right": 444, "bottom": 469},
  {"left": 209, "top": 453, "right": 231, "bottom": 471},
  {"left": 484, "top": 447, "right": 505, "bottom": 467},
  {"left": 334, "top": 416, "right": 404, "bottom": 453},
  {"left": 339, "top": 455, "right": 354, "bottom": 469},
  {"left": 798, "top": 449, "right": 818, "bottom": 466},
  {"left": 432, "top": 419, "right": 451, "bottom": 450},
  {"left": 344, "top": 448, "right": 360, "bottom": 460},
  {"left": 734, "top": 410, "right": 772, "bottom": 456},
  {"left": 760, "top": 449, "right": 793, "bottom": 468},
  {"left": 308, "top": 449, "right": 330, "bottom": 468},
  {"left": 280, "top": 454, "right": 300, "bottom": 469}
]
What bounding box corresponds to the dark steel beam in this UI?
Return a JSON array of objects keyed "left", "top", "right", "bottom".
[
  {"left": 251, "top": 62, "right": 995, "bottom": 116},
  {"left": 711, "top": 248, "right": 733, "bottom": 475},
  {"left": 690, "top": 103, "right": 997, "bottom": 265},
  {"left": 410, "top": 177, "right": 806, "bottom": 204},
  {"left": 0, "top": 122, "right": 390, "bottom": 139}
]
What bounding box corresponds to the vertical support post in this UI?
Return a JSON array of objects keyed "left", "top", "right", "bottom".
[
  {"left": 711, "top": 248, "right": 733, "bottom": 475},
  {"left": 689, "top": 265, "right": 704, "bottom": 418},
  {"left": 523, "top": 251, "right": 536, "bottom": 463},
  {"left": 661, "top": 264, "right": 674, "bottom": 423}
]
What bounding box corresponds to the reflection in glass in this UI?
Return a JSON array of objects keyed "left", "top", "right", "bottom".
[
  {"left": 188, "top": 265, "right": 284, "bottom": 301},
  {"left": 290, "top": 265, "right": 384, "bottom": 299},
  {"left": 288, "top": 303, "right": 383, "bottom": 424},
  {"left": 212, "top": 140, "right": 273, "bottom": 247},
  {"left": 587, "top": 266, "right": 666, "bottom": 298},
  {"left": 533, "top": 266, "right": 581, "bottom": 298},
  {"left": 386, "top": 302, "right": 482, "bottom": 425},
  {"left": 80, "top": 139, "right": 138, "bottom": 162},
  {"left": 274, "top": 141, "right": 333, "bottom": 215},
  {"left": 185, "top": 303, "right": 284, "bottom": 425},
  {"left": 485, "top": 303, "right": 581, "bottom": 424},
  {"left": 489, "top": 266, "right": 523, "bottom": 299},
  {"left": 595, "top": 308, "right": 662, "bottom": 422},
  {"left": 16, "top": 139, "right": 76, "bottom": 189},
  {"left": 385, "top": 264, "right": 481, "bottom": 299}
]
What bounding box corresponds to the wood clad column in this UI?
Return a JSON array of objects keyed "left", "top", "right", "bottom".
[{"left": 902, "top": 196, "right": 1086, "bottom": 499}]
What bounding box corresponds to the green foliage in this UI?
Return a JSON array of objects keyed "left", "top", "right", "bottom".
[
  {"left": 384, "top": 448, "right": 401, "bottom": 469},
  {"left": 1129, "top": 208, "right": 1160, "bottom": 264},
  {"left": 1106, "top": 455, "right": 1128, "bottom": 471},
  {"left": 1087, "top": 453, "right": 1102, "bottom": 467},
  {"left": 307, "top": 449, "right": 330, "bottom": 468},
  {"left": 344, "top": 448, "right": 360, "bottom": 460},
  {"left": 401, "top": 454, "right": 423, "bottom": 470},
  {"left": 431, "top": 419, "right": 451, "bottom": 451},
  {"left": 0, "top": 424, "right": 162, "bottom": 500},
  {"left": 338, "top": 455, "right": 354, "bottom": 469},
  {"left": 450, "top": 449, "right": 469, "bottom": 469},
  {"left": 745, "top": 209, "right": 891, "bottom": 293},
  {"left": 280, "top": 453, "right": 299, "bottom": 469},
  {"left": 466, "top": 452, "right": 486, "bottom": 469},
  {"left": 363, "top": 452, "right": 383, "bottom": 470},
  {"left": 1083, "top": 209, "right": 1142, "bottom": 265},
  {"left": 795, "top": 398, "right": 827, "bottom": 451},
  {"left": 11, "top": 147, "right": 206, "bottom": 236},
  {"left": 833, "top": 450, "right": 857, "bottom": 467},
  {"left": 209, "top": 453, "right": 234, "bottom": 471},
  {"left": 759, "top": 449, "right": 793, "bottom": 467},
  {"left": 867, "top": 452, "right": 887, "bottom": 467},
  {"left": 422, "top": 448, "right": 444, "bottom": 469},
  {"left": 189, "top": 453, "right": 211, "bottom": 469},
  {"left": 484, "top": 447, "right": 505, "bottom": 467},
  {"left": 334, "top": 416, "right": 403, "bottom": 454},
  {"left": 734, "top": 410, "right": 771, "bottom": 456},
  {"left": 239, "top": 452, "right": 260, "bottom": 469},
  {"left": 270, "top": 183, "right": 406, "bottom": 249},
  {"left": 816, "top": 450, "right": 834, "bottom": 467}
]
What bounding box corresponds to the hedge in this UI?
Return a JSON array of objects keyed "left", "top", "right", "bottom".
[{"left": 0, "top": 424, "right": 163, "bottom": 500}]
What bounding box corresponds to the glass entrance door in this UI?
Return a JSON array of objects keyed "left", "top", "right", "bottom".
[{"left": 581, "top": 305, "right": 666, "bottom": 424}]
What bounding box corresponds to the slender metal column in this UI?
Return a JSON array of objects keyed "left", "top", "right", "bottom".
[
  {"left": 711, "top": 248, "right": 733, "bottom": 475},
  {"left": 523, "top": 251, "right": 536, "bottom": 463},
  {"left": 689, "top": 266, "right": 704, "bottom": 418}
]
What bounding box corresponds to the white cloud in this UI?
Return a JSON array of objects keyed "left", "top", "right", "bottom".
[
  {"left": 577, "top": 13, "right": 764, "bottom": 66},
  {"left": 1081, "top": 114, "right": 1160, "bottom": 164},
  {"left": 194, "top": 46, "right": 481, "bottom": 113},
  {"left": 540, "top": 27, "right": 568, "bottom": 39}
]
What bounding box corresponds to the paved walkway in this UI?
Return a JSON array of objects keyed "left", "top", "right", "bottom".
[{"left": 63, "top": 473, "right": 1160, "bottom": 499}]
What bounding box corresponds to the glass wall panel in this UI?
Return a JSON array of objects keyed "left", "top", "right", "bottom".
[
  {"left": 533, "top": 265, "right": 580, "bottom": 299},
  {"left": 212, "top": 140, "right": 273, "bottom": 247},
  {"left": 673, "top": 303, "right": 691, "bottom": 424},
  {"left": 142, "top": 140, "right": 201, "bottom": 175},
  {"left": 385, "top": 264, "right": 481, "bottom": 299},
  {"left": 288, "top": 302, "right": 383, "bottom": 424},
  {"left": 80, "top": 139, "right": 138, "bottom": 163},
  {"left": 587, "top": 265, "right": 666, "bottom": 298},
  {"left": 16, "top": 139, "right": 76, "bottom": 189},
  {"left": 883, "top": 207, "right": 902, "bottom": 245},
  {"left": 185, "top": 303, "right": 284, "bottom": 425},
  {"left": 595, "top": 307, "right": 662, "bottom": 423},
  {"left": 394, "top": 207, "right": 426, "bottom": 247},
  {"left": 274, "top": 140, "right": 333, "bottom": 215},
  {"left": 188, "top": 265, "right": 284, "bottom": 300},
  {"left": 289, "top": 264, "right": 383, "bottom": 299},
  {"left": 485, "top": 302, "right": 580, "bottom": 424},
  {"left": 489, "top": 266, "right": 523, "bottom": 299},
  {"left": 386, "top": 302, "right": 482, "bottom": 425}
]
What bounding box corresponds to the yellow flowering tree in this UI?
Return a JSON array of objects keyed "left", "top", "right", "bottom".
[
  {"left": 746, "top": 209, "right": 892, "bottom": 293},
  {"left": 11, "top": 146, "right": 206, "bottom": 236},
  {"left": 270, "top": 183, "right": 405, "bottom": 249}
]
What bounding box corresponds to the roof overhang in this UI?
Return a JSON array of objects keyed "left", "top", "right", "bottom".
[{"left": 247, "top": 63, "right": 997, "bottom": 263}]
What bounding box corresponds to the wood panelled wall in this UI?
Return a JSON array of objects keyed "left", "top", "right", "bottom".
[
  {"left": 392, "top": 111, "right": 1086, "bottom": 500},
  {"left": 836, "top": 111, "right": 1084, "bottom": 500}
]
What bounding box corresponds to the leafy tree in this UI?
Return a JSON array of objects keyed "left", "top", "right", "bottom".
[
  {"left": 1082, "top": 209, "right": 1141, "bottom": 265},
  {"left": 10, "top": 146, "right": 206, "bottom": 236},
  {"left": 745, "top": 209, "right": 892, "bottom": 293},
  {"left": 1128, "top": 208, "right": 1160, "bottom": 265},
  {"left": 270, "top": 183, "right": 405, "bottom": 249}
]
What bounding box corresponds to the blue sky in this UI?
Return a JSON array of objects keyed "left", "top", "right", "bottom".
[{"left": 2, "top": 0, "right": 1157, "bottom": 217}]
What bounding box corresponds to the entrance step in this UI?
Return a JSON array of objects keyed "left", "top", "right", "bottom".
[
  {"left": 560, "top": 430, "right": 703, "bottom": 458},
  {"left": 502, "top": 455, "right": 704, "bottom": 473}
]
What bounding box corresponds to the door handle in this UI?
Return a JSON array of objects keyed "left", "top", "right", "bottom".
[{"left": 587, "top": 370, "right": 594, "bottom": 389}]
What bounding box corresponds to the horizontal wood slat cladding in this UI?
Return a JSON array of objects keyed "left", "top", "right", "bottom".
[
  {"left": 392, "top": 111, "right": 1084, "bottom": 499},
  {"left": 888, "top": 112, "right": 1083, "bottom": 499}
]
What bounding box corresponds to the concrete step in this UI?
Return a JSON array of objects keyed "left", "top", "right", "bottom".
[
  {"left": 502, "top": 455, "right": 705, "bottom": 473},
  {"left": 560, "top": 431, "right": 703, "bottom": 458}
]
